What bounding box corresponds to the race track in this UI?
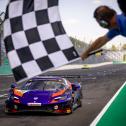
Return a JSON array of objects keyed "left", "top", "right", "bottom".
[{"left": 0, "top": 64, "right": 126, "bottom": 126}]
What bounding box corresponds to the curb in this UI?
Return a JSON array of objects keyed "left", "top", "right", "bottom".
[
  {"left": 113, "top": 61, "right": 126, "bottom": 64},
  {"left": 52, "top": 62, "right": 113, "bottom": 71}
]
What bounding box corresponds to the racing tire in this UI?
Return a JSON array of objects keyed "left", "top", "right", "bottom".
[
  {"left": 4, "top": 104, "right": 14, "bottom": 115},
  {"left": 4, "top": 105, "right": 11, "bottom": 115},
  {"left": 77, "top": 99, "right": 82, "bottom": 108},
  {"left": 65, "top": 101, "right": 73, "bottom": 115}
]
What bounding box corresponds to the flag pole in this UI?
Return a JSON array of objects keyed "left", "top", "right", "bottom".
[
  {"left": 0, "top": 21, "right": 2, "bottom": 66},
  {"left": 0, "top": 11, "right": 5, "bottom": 66}
]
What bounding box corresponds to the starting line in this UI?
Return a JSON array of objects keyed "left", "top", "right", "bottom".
[{"left": 90, "top": 81, "right": 126, "bottom": 126}]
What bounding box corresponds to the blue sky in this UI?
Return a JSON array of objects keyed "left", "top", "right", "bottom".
[{"left": 0, "top": 0, "right": 126, "bottom": 48}]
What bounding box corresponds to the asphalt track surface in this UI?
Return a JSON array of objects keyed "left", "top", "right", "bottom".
[{"left": 0, "top": 64, "right": 126, "bottom": 126}]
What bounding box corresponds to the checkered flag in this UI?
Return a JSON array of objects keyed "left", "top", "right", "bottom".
[{"left": 3, "top": 0, "right": 79, "bottom": 83}]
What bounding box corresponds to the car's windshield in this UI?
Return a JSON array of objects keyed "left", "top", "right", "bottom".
[{"left": 21, "top": 79, "right": 66, "bottom": 91}]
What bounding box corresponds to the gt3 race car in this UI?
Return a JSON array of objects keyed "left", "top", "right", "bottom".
[{"left": 5, "top": 76, "right": 82, "bottom": 114}]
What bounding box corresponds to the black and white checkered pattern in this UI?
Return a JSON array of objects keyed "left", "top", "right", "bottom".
[{"left": 3, "top": 0, "right": 79, "bottom": 82}]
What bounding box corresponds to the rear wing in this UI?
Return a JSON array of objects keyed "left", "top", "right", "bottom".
[
  {"left": 41, "top": 75, "right": 81, "bottom": 79},
  {"left": 40, "top": 75, "right": 82, "bottom": 83}
]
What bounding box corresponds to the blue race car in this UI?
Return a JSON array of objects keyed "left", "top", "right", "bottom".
[{"left": 5, "top": 76, "right": 82, "bottom": 114}]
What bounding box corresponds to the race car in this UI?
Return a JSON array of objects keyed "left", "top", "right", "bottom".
[{"left": 4, "top": 76, "right": 82, "bottom": 114}]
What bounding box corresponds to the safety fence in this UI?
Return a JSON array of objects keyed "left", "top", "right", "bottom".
[{"left": 0, "top": 50, "right": 126, "bottom": 75}]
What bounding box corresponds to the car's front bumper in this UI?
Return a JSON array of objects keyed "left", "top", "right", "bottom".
[{"left": 5, "top": 100, "right": 73, "bottom": 114}]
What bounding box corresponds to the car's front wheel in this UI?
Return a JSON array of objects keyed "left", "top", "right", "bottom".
[
  {"left": 77, "top": 98, "right": 82, "bottom": 107},
  {"left": 4, "top": 104, "right": 11, "bottom": 114},
  {"left": 65, "top": 101, "right": 73, "bottom": 114}
]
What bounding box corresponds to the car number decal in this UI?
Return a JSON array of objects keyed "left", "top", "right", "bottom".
[{"left": 27, "top": 103, "right": 41, "bottom": 106}]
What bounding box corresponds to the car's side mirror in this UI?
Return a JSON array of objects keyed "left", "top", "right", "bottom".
[
  {"left": 72, "top": 83, "right": 81, "bottom": 91},
  {"left": 11, "top": 83, "right": 17, "bottom": 89}
]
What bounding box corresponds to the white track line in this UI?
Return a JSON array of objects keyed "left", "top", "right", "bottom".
[
  {"left": 90, "top": 81, "right": 126, "bottom": 126},
  {"left": 0, "top": 94, "right": 8, "bottom": 98}
]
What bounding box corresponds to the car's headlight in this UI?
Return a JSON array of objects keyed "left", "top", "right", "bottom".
[
  {"left": 10, "top": 96, "right": 20, "bottom": 103},
  {"left": 54, "top": 95, "right": 67, "bottom": 100},
  {"left": 14, "top": 96, "right": 19, "bottom": 100},
  {"left": 51, "top": 95, "right": 67, "bottom": 103}
]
